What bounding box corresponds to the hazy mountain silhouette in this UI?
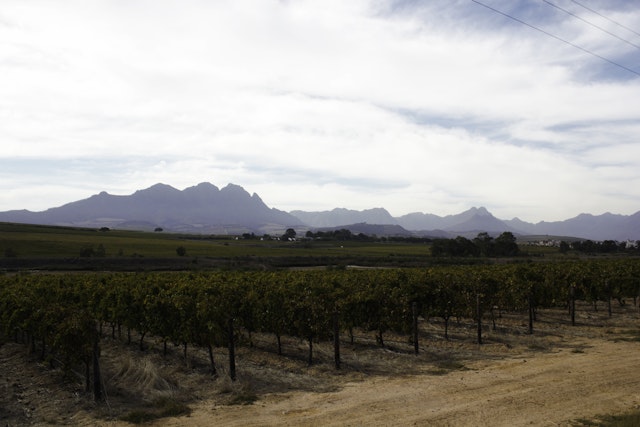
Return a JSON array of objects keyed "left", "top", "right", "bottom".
[
  {"left": 1, "top": 182, "right": 639, "bottom": 240},
  {"left": 291, "top": 206, "right": 640, "bottom": 241},
  {"left": 290, "top": 208, "right": 397, "bottom": 228},
  {"left": 0, "top": 182, "right": 302, "bottom": 234},
  {"left": 398, "top": 207, "right": 519, "bottom": 233},
  {"left": 503, "top": 212, "right": 640, "bottom": 241},
  {"left": 294, "top": 207, "right": 520, "bottom": 236}
]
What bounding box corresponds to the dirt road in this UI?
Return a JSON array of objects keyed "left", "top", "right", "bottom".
[{"left": 157, "top": 338, "right": 640, "bottom": 426}]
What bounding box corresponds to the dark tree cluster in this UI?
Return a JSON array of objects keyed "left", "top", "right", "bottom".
[
  {"left": 303, "top": 229, "right": 432, "bottom": 243},
  {"left": 305, "top": 229, "right": 372, "bottom": 241},
  {"left": 567, "top": 239, "right": 638, "bottom": 254},
  {"left": 282, "top": 228, "right": 297, "bottom": 240},
  {"left": 431, "top": 232, "right": 520, "bottom": 257}
]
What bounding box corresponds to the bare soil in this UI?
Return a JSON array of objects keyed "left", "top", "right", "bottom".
[{"left": 2, "top": 303, "right": 640, "bottom": 426}]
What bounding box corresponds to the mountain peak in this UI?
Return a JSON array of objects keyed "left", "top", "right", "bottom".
[
  {"left": 184, "top": 182, "right": 220, "bottom": 195},
  {"left": 194, "top": 182, "right": 219, "bottom": 190},
  {"left": 471, "top": 207, "right": 491, "bottom": 216},
  {"left": 221, "top": 183, "right": 249, "bottom": 194},
  {"left": 290, "top": 206, "right": 397, "bottom": 228},
  {"left": 135, "top": 183, "right": 179, "bottom": 196}
]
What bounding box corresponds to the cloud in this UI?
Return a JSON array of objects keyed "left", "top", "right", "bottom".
[{"left": 0, "top": 0, "right": 639, "bottom": 222}]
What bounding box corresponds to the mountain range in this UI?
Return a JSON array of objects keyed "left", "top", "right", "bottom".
[
  {"left": 0, "top": 182, "right": 302, "bottom": 235},
  {"left": 1, "top": 182, "right": 639, "bottom": 241}
]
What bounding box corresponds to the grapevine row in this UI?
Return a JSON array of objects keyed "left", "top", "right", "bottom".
[{"left": 1, "top": 258, "right": 639, "bottom": 399}]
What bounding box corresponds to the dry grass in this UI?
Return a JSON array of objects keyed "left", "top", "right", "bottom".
[
  {"left": 107, "top": 354, "right": 179, "bottom": 401},
  {"left": 2, "top": 301, "right": 639, "bottom": 425}
]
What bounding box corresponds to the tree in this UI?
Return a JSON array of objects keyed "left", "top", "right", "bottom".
[
  {"left": 176, "top": 246, "right": 187, "bottom": 256},
  {"left": 455, "top": 236, "right": 480, "bottom": 257},
  {"left": 473, "top": 232, "right": 494, "bottom": 257},
  {"left": 333, "top": 229, "right": 353, "bottom": 241},
  {"left": 494, "top": 232, "right": 519, "bottom": 256},
  {"left": 430, "top": 236, "right": 478, "bottom": 257},
  {"left": 282, "top": 228, "right": 297, "bottom": 240}
]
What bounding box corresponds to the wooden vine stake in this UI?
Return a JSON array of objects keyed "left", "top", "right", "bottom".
[
  {"left": 333, "top": 311, "right": 341, "bottom": 370},
  {"left": 606, "top": 279, "right": 612, "bottom": 318},
  {"left": 412, "top": 302, "right": 419, "bottom": 355},
  {"left": 476, "top": 293, "right": 483, "bottom": 345},
  {"left": 528, "top": 291, "right": 534, "bottom": 335},
  {"left": 228, "top": 317, "right": 236, "bottom": 381},
  {"left": 570, "top": 284, "right": 576, "bottom": 326},
  {"left": 92, "top": 334, "right": 103, "bottom": 402}
]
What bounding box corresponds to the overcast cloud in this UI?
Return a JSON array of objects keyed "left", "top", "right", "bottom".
[{"left": 1, "top": 0, "right": 639, "bottom": 222}]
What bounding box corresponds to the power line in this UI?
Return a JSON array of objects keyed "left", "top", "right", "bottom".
[
  {"left": 542, "top": 0, "right": 640, "bottom": 50},
  {"left": 470, "top": 0, "right": 640, "bottom": 77},
  {"left": 569, "top": 0, "right": 640, "bottom": 39}
]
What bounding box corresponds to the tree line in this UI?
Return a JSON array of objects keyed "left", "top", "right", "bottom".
[
  {"left": 561, "top": 239, "right": 640, "bottom": 254},
  {"left": 431, "top": 232, "right": 520, "bottom": 257}
]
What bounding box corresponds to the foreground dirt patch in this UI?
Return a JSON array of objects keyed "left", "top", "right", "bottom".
[
  {"left": 155, "top": 337, "right": 640, "bottom": 427},
  {"left": 2, "top": 306, "right": 640, "bottom": 426}
]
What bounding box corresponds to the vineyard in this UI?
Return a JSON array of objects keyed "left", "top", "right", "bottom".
[{"left": 2, "top": 257, "right": 640, "bottom": 424}]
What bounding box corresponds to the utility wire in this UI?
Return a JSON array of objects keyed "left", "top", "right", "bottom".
[
  {"left": 569, "top": 0, "right": 640, "bottom": 39},
  {"left": 542, "top": 0, "right": 640, "bottom": 50},
  {"left": 470, "top": 0, "right": 640, "bottom": 77}
]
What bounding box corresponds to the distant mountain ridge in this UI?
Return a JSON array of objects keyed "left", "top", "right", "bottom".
[
  {"left": 0, "top": 182, "right": 639, "bottom": 240},
  {"left": 0, "top": 182, "right": 302, "bottom": 234},
  {"left": 289, "top": 206, "right": 640, "bottom": 241},
  {"left": 290, "top": 208, "right": 397, "bottom": 228},
  {"left": 402, "top": 207, "right": 521, "bottom": 234}
]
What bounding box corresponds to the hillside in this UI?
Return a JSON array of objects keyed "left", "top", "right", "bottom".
[
  {"left": 292, "top": 206, "right": 640, "bottom": 241},
  {"left": 0, "top": 183, "right": 302, "bottom": 234},
  {"left": 0, "top": 182, "right": 639, "bottom": 240}
]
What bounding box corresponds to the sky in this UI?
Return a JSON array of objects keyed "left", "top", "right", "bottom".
[{"left": 1, "top": 0, "right": 640, "bottom": 223}]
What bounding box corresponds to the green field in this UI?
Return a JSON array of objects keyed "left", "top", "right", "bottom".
[{"left": 0, "top": 222, "right": 442, "bottom": 270}]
